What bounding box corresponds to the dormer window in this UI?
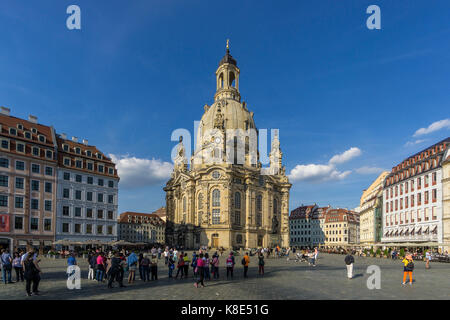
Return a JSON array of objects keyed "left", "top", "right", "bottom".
[
  {"left": 46, "top": 150, "right": 53, "bottom": 159},
  {"left": 96, "top": 153, "right": 102, "bottom": 160},
  {"left": 108, "top": 167, "right": 114, "bottom": 175},
  {"left": 24, "top": 132, "right": 31, "bottom": 139},
  {"left": 31, "top": 128, "right": 37, "bottom": 134},
  {"left": 75, "top": 147, "right": 81, "bottom": 155},
  {"left": 63, "top": 144, "right": 69, "bottom": 152},
  {"left": 9, "top": 128, "right": 17, "bottom": 136},
  {"left": 86, "top": 150, "right": 92, "bottom": 157},
  {"left": 17, "top": 124, "right": 23, "bottom": 130},
  {"left": 38, "top": 135, "right": 46, "bottom": 143},
  {"left": 98, "top": 164, "right": 104, "bottom": 173}
]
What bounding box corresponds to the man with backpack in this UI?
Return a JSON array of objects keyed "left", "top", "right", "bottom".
[
  {"left": 344, "top": 252, "right": 354, "bottom": 279},
  {"left": 107, "top": 252, "right": 125, "bottom": 288},
  {"left": 1, "top": 249, "right": 13, "bottom": 284},
  {"left": 242, "top": 252, "right": 250, "bottom": 278},
  {"left": 402, "top": 254, "right": 414, "bottom": 286}
]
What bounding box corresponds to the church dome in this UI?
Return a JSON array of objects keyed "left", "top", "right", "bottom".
[{"left": 219, "top": 49, "right": 237, "bottom": 67}]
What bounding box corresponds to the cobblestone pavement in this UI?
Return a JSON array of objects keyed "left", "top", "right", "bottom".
[{"left": 0, "top": 253, "right": 448, "bottom": 300}]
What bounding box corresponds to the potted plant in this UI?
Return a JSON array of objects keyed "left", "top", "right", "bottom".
[
  {"left": 384, "top": 248, "right": 389, "bottom": 258},
  {"left": 376, "top": 248, "right": 381, "bottom": 258},
  {"left": 400, "top": 248, "right": 405, "bottom": 258},
  {"left": 370, "top": 248, "right": 374, "bottom": 257}
]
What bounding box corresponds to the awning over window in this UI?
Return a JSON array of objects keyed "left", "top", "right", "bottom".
[
  {"left": 384, "top": 230, "right": 390, "bottom": 237},
  {"left": 431, "top": 225, "right": 437, "bottom": 233},
  {"left": 399, "top": 229, "right": 404, "bottom": 236},
  {"left": 32, "top": 240, "right": 40, "bottom": 246},
  {"left": 18, "top": 240, "right": 27, "bottom": 246},
  {"left": 424, "top": 226, "right": 429, "bottom": 234},
  {"left": 416, "top": 226, "right": 422, "bottom": 233}
]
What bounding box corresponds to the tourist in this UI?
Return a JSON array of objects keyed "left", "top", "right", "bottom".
[
  {"left": 191, "top": 252, "right": 198, "bottom": 280},
  {"left": 175, "top": 253, "right": 185, "bottom": 279},
  {"left": 212, "top": 252, "right": 219, "bottom": 279},
  {"left": 67, "top": 251, "right": 77, "bottom": 266},
  {"left": 23, "top": 251, "right": 41, "bottom": 296},
  {"left": 127, "top": 252, "right": 138, "bottom": 284},
  {"left": 88, "top": 252, "right": 97, "bottom": 281},
  {"left": 242, "top": 252, "right": 250, "bottom": 278},
  {"left": 150, "top": 254, "right": 158, "bottom": 280},
  {"left": 402, "top": 254, "right": 414, "bottom": 286},
  {"left": 96, "top": 252, "right": 106, "bottom": 282},
  {"left": 194, "top": 253, "right": 205, "bottom": 288},
  {"left": 12, "top": 252, "right": 24, "bottom": 282},
  {"left": 164, "top": 248, "right": 169, "bottom": 265},
  {"left": 107, "top": 252, "right": 125, "bottom": 288},
  {"left": 425, "top": 250, "right": 432, "bottom": 269},
  {"left": 138, "top": 253, "right": 144, "bottom": 280},
  {"left": 87, "top": 251, "right": 95, "bottom": 280},
  {"left": 1, "top": 249, "right": 13, "bottom": 284},
  {"left": 344, "top": 252, "right": 354, "bottom": 279},
  {"left": 204, "top": 253, "right": 211, "bottom": 280},
  {"left": 158, "top": 247, "right": 162, "bottom": 259},
  {"left": 258, "top": 252, "right": 265, "bottom": 276},
  {"left": 141, "top": 254, "right": 150, "bottom": 281},
  {"left": 226, "top": 252, "right": 235, "bottom": 280},
  {"left": 183, "top": 253, "right": 190, "bottom": 278},
  {"left": 168, "top": 254, "right": 175, "bottom": 278}
]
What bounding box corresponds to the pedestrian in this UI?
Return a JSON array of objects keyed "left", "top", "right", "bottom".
[
  {"left": 344, "top": 252, "right": 354, "bottom": 279},
  {"left": 258, "top": 252, "right": 265, "bottom": 276},
  {"left": 158, "top": 247, "right": 162, "bottom": 260},
  {"left": 96, "top": 252, "right": 106, "bottom": 282},
  {"left": 1, "top": 249, "right": 13, "bottom": 284},
  {"left": 194, "top": 253, "right": 205, "bottom": 288},
  {"left": 226, "top": 252, "right": 235, "bottom": 280},
  {"left": 127, "top": 252, "right": 138, "bottom": 284},
  {"left": 183, "top": 253, "right": 190, "bottom": 278},
  {"left": 107, "top": 252, "right": 125, "bottom": 288},
  {"left": 87, "top": 251, "right": 95, "bottom": 280},
  {"left": 425, "top": 250, "right": 431, "bottom": 269},
  {"left": 312, "top": 248, "right": 318, "bottom": 267},
  {"left": 164, "top": 248, "right": 169, "bottom": 265},
  {"left": 138, "top": 253, "right": 144, "bottom": 280},
  {"left": 204, "top": 253, "right": 211, "bottom": 280},
  {"left": 88, "top": 252, "right": 97, "bottom": 280},
  {"left": 175, "top": 253, "right": 185, "bottom": 279},
  {"left": 168, "top": 254, "right": 175, "bottom": 278},
  {"left": 12, "top": 252, "right": 24, "bottom": 282},
  {"left": 150, "top": 254, "right": 158, "bottom": 280},
  {"left": 212, "top": 252, "right": 219, "bottom": 279},
  {"left": 23, "top": 251, "right": 41, "bottom": 296},
  {"left": 402, "top": 254, "right": 414, "bottom": 286},
  {"left": 141, "top": 254, "right": 150, "bottom": 281},
  {"left": 191, "top": 252, "right": 198, "bottom": 280},
  {"left": 242, "top": 252, "right": 250, "bottom": 278}
]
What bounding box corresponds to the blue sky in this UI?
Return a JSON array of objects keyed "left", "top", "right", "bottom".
[{"left": 0, "top": 0, "right": 449, "bottom": 213}]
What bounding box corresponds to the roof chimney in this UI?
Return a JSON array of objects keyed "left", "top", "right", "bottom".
[
  {"left": 0, "top": 107, "right": 10, "bottom": 116},
  {"left": 72, "top": 136, "right": 78, "bottom": 143},
  {"left": 61, "top": 133, "right": 67, "bottom": 140},
  {"left": 82, "top": 139, "right": 88, "bottom": 145},
  {"left": 28, "top": 115, "right": 38, "bottom": 123}
]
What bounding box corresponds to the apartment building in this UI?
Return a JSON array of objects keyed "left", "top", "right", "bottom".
[
  {"left": 324, "top": 208, "right": 359, "bottom": 248},
  {"left": 118, "top": 212, "right": 165, "bottom": 244}
]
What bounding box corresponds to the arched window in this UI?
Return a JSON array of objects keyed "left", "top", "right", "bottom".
[
  {"left": 183, "top": 197, "right": 186, "bottom": 213},
  {"left": 198, "top": 193, "right": 203, "bottom": 210},
  {"left": 229, "top": 71, "right": 235, "bottom": 88},
  {"left": 273, "top": 198, "right": 278, "bottom": 215},
  {"left": 235, "top": 192, "right": 241, "bottom": 209},
  {"left": 236, "top": 234, "right": 242, "bottom": 244},
  {"left": 212, "top": 189, "right": 220, "bottom": 207},
  {"left": 218, "top": 73, "right": 224, "bottom": 88}
]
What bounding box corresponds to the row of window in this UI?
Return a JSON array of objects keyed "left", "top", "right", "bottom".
[
  {"left": 386, "top": 173, "right": 438, "bottom": 199},
  {"left": 62, "top": 188, "right": 115, "bottom": 203},
  {"left": 61, "top": 223, "right": 114, "bottom": 235},
  {"left": 61, "top": 206, "right": 115, "bottom": 220},
  {"left": 0, "top": 176, "right": 53, "bottom": 193},
  {"left": 0, "top": 139, "right": 53, "bottom": 159},
  {"left": 62, "top": 157, "right": 114, "bottom": 175},
  {"left": 0, "top": 158, "right": 54, "bottom": 175},
  {"left": 62, "top": 172, "right": 115, "bottom": 187},
  {"left": 387, "top": 155, "right": 441, "bottom": 185},
  {"left": 11, "top": 216, "right": 52, "bottom": 231},
  {"left": 3, "top": 125, "right": 43, "bottom": 141},
  {"left": 0, "top": 195, "right": 53, "bottom": 211},
  {"left": 385, "top": 189, "right": 438, "bottom": 213},
  {"left": 62, "top": 144, "right": 103, "bottom": 160},
  {"left": 385, "top": 208, "right": 438, "bottom": 226}
]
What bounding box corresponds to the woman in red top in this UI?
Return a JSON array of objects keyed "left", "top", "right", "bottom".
[{"left": 194, "top": 253, "right": 205, "bottom": 288}]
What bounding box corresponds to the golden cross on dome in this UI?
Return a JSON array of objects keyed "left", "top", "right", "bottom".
[{"left": 226, "top": 39, "right": 229, "bottom": 50}]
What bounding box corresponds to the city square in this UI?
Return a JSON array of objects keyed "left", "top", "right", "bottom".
[{"left": 1, "top": 252, "right": 448, "bottom": 300}]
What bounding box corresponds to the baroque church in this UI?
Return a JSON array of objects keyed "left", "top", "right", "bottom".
[{"left": 164, "top": 43, "right": 291, "bottom": 249}]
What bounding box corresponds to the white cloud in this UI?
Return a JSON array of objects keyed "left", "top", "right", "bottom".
[
  {"left": 328, "top": 147, "right": 362, "bottom": 165},
  {"left": 413, "top": 119, "right": 450, "bottom": 137},
  {"left": 355, "top": 166, "right": 386, "bottom": 175},
  {"left": 288, "top": 163, "right": 351, "bottom": 182},
  {"left": 405, "top": 139, "right": 427, "bottom": 147},
  {"left": 110, "top": 154, "right": 173, "bottom": 189}
]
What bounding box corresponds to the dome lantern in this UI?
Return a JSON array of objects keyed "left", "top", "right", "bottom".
[{"left": 215, "top": 39, "right": 240, "bottom": 102}]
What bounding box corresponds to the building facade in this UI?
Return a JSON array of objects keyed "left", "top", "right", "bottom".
[
  {"left": 0, "top": 108, "right": 57, "bottom": 253},
  {"left": 442, "top": 147, "right": 450, "bottom": 252},
  {"left": 164, "top": 45, "right": 291, "bottom": 250},
  {"left": 359, "top": 171, "right": 389, "bottom": 247},
  {"left": 118, "top": 212, "right": 165, "bottom": 244},
  {"left": 323, "top": 209, "right": 359, "bottom": 248},
  {"left": 289, "top": 204, "right": 327, "bottom": 248},
  {"left": 382, "top": 138, "right": 449, "bottom": 249},
  {"left": 55, "top": 134, "right": 119, "bottom": 243}
]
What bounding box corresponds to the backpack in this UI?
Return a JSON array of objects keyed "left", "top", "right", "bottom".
[
  {"left": 407, "top": 261, "right": 414, "bottom": 271},
  {"left": 226, "top": 258, "right": 233, "bottom": 267},
  {"left": 241, "top": 258, "right": 246, "bottom": 265}
]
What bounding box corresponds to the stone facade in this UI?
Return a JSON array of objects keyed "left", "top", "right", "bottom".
[{"left": 164, "top": 45, "right": 291, "bottom": 250}]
